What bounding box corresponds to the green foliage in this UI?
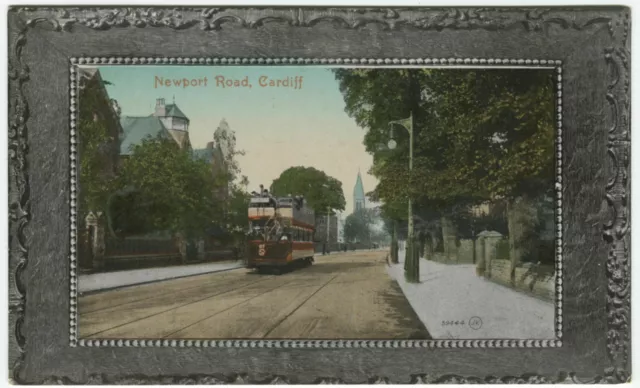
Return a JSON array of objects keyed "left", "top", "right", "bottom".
[
  {"left": 113, "top": 135, "right": 223, "bottom": 238},
  {"left": 415, "top": 69, "right": 555, "bottom": 202},
  {"left": 78, "top": 74, "right": 121, "bottom": 218},
  {"left": 333, "top": 68, "right": 555, "bottom": 244},
  {"left": 270, "top": 166, "right": 346, "bottom": 214},
  {"left": 225, "top": 186, "right": 251, "bottom": 236},
  {"left": 343, "top": 208, "right": 376, "bottom": 243},
  {"left": 211, "top": 123, "right": 252, "bottom": 237}
]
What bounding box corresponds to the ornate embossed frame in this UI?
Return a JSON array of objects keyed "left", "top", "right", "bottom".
[{"left": 8, "top": 6, "right": 630, "bottom": 384}]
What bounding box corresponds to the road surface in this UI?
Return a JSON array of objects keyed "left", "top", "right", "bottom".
[{"left": 78, "top": 250, "right": 430, "bottom": 339}]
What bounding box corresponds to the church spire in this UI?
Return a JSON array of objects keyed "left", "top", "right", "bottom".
[{"left": 353, "top": 170, "right": 365, "bottom": 213}]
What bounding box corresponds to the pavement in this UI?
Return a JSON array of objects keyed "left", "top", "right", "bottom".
[
  {"left": 78, "top": 250, "right": 430, "bottom": 340},
  {"left": 387, "top": 251, "right": 555, "bottom": 339},
  {"left": 78, "top": 260, "right": 243, "bottom": 294}
]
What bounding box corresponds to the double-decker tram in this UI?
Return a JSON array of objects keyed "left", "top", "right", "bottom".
[{"left": 246, "top": 188, "right": 315, "bottom": 274}]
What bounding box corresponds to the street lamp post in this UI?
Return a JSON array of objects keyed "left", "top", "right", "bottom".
[
  {"left": 389, "top": 111, "right": 419, "bottom": 283},
  {"left": 326, "top": 205, "right": 331, "bottom": 254}
]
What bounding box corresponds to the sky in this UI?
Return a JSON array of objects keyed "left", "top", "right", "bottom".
[{"left": 96, "top": 66, "right": 378, "bottom": 214}]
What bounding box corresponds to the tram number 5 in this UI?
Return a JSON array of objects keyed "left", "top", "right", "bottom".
[{"left": 258, "top": 244, "right": 266, "bottom": 256}]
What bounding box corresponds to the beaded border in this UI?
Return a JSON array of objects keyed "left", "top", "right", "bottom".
[{"left": 69, "top": 57, "right": 563, "bottom": 348}]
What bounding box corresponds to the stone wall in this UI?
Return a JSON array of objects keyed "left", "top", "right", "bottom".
[
  {"left": 475, "top": 232, "right": 555, "bottom": 302},
  {"left": 486, "top": 258, "right": 512, "bottom": 286},
  {"left": 314, "top": 241, "right": 373, "bottom": 253},
  {"left": 514, "top": 265, "right": 556, "bottom": 301},
  {"left": 423, "top": 250, "right": 451, "bottom": 264}
]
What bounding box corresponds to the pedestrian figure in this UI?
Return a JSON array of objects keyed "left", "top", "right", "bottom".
[{"left": 322, "top": 242, "right": 327, "bottom": 255}]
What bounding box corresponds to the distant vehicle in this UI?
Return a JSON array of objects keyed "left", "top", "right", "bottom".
[{"left": 246, "top": 189, "right": 315, "bottom": 274}]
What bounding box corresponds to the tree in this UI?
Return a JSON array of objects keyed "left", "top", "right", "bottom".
[
  {"left": 414, "top": 70, "right": 555, "bottom": 269},
  {"left": 334, "top": 68, "right": 556, "bottom": 272},
  {"left": 270, "top": 166, "right": 346, "bottom": 215},
  {"left": 210, "top": 120, "right": 251, "bottom": 234},
  {"left": 110, "top": 135, "right": 222, "bottom": 239},
  {"left": 343, "top": 208, "right": 376, "bottom": 244},
  {"left": 78, "top": 73, "right": 121, "bottom": 218},
  {"left": 408, "top": 69, "right": 555, "bottom": 204}
]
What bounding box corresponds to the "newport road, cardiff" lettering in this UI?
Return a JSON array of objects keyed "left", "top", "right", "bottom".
[{"left": 154, "top": 76, "right": 208, "bottom": 88}]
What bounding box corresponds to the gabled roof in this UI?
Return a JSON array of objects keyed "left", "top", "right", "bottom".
[
  {"left": 164, "top": 104, "right": 188, "bottom": 121},
  {"left": 192, "top": 146, "right": 223, "bottom": 165},
  {"left": 119, "top": 116, "right": 169, "bottom": 155}
]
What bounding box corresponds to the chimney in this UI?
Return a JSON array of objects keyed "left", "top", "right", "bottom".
[{"left": 154, "top": 98, "right": 166, "bottom": 116}]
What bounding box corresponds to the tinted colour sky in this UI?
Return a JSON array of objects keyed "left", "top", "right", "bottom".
[{"left": 96, "top": 66, "right": 378, "bottom": 214}]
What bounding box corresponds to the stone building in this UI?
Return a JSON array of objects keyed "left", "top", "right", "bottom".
[
  {"left": 314, "top": 214, "right": 339, "bottom": 244},
  {"left": 77, "top": 68, "right": 124, "bottom": 270},
  {"left": 119, "top": 98, "right": 229, "bottom": 183},
  {"left": 192, "top": 119, "right": 235, "bottom": 201},
  {"left": 78, "top": 68, "right": 123, "bottom": 185},
  {"left": 120, "top": 98, "right": 191, "bottom": 155}
]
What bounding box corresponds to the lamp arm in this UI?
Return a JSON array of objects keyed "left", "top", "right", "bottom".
[{"left": 388, "top": 121, "right": 411, "bottom": 135}]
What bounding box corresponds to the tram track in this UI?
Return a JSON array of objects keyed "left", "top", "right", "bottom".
[
  {"left": 261, "top": 273, "right": 340, "bottom": 338},
  {"left": 80, "top": 251, "right": 428, "bottom": 340},
  {"left": 80, "top": 271, "right": 270, "bottom": 314},
  {"left": 83, "top": 275, "right": 279, "bottom": 338},
  {"left": 162, "top": 276, "right": 309, "bottom": 338}
]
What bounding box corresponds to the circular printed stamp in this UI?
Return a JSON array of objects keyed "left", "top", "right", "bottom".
[{"left": 469, "top": 316, "right": 483, "bottom": 330}]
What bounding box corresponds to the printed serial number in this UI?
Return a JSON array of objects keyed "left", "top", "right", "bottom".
[{"left": 441, "top": 320, "right": 466, "bottom": 326}]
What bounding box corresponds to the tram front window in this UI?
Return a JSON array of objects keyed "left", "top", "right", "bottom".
[{"left": 248, "top": 221, "right": 283, "bottom": 242}]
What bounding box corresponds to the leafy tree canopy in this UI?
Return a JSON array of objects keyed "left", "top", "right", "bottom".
[
  {"left": 270, "top": 166, "right": 346, "bottom": 215},
  {"left": 110, "top": 135, "right": 223, "bottom": 238},
  {"left": 333, "top": 68, "right": 555, "bottom": 232},
  {"left": 343, "top": 208, "right": 377, "bottom": 243},
  {"left": 78, "top": 73, "right": 121, "bottom": 216}
]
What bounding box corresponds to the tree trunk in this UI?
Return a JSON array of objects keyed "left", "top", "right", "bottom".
[
  {"left": 432, "top": 233, "right": 441, "bottom": 252},
  {"left": 424, "top": 233, "right": 433, "bottom": 260},
  {"left": 390, "top": 221, "right": 399, "bottom": 264},
  {"left": 417, "top": 232, "right": 426, "bottom": 258},
  {"left": 175, "top": 232, "right": 188, "bottom": 264},
  {"left": 405, "top": 235, "right": 420, "bottom": 283},
  {"left": 506, "top": 195, "right": 539, "bottom": 284},
  {"left": 441, "top": 216, "right": 458, "bottom": 261}
]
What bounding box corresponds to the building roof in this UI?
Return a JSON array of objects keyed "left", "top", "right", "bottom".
[
  {"left": 164, "top": 103, "right": 188, "bottom": 121},
  {"left": 192, "top": 146, "right": 224, "bottom": 165},
  {"left": 119, "top": 116, "right": 169, "bottom": 155},
  {"left": 192, "top": 147, "right": 214, "bottom": 163},
  {"left": 353, "top": 171, "right": 365, "bottom": 201}
]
